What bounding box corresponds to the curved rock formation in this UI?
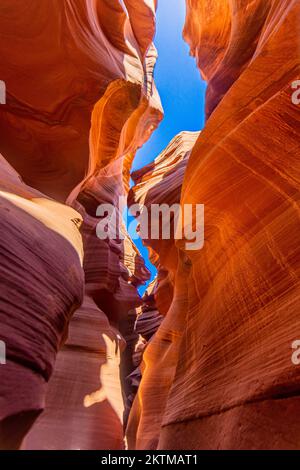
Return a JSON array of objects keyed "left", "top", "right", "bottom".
[
  {"left": 2, "top": 0, "right": 299, "bottom": 451},
  {"left": 25, "top": 296, "right": 126, "bottom": 450},
  {"left": 0, "top": 0, "right": 161, "bottom": 450},
  {"left": 123, "top": 281, "right": 164, "bottom": 429},
  {"left": 127, "top": 131, "right": 199, "bottom": 449},
  {"left": 0, "top": 0, "right": 162, "bottom": 201},
  {"left": 129, "top": 131, "right": 199, "bottom": 315},
  {"left": 0, "top": 154, "right": 84, "bottom": 450},
  {"left": 127, "top": 0, "right": 300, "bottom": 450}
]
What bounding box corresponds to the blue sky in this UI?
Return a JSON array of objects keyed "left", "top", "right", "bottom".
[{"left": 130, "top": 0, "right": 207, "bottom": 294}]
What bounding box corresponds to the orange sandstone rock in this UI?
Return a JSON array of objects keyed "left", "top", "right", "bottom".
[
  {"left": 0, "top": 0, "right": 162, "bottom": 201},
  {"left": 128, "top": 0, "right": 300, "bottom": 450},
  {"left": 0, "top": 0, "right": 161, "bottom": 449},
  {"left": 0, "top": 154, "right": 84, "bottom": 449},
  {"left": 129, "top": 131, "right": 199, "bottom": 315},
  {"left": 25, "top": 296, "right": 126, "bottom": 450}
]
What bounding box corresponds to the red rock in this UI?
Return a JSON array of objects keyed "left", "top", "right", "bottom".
[
  {"left": 127, "top": 0, "right": 300, "bottom": 450},
  {"left": 0, "top": 0, "right": 162, "bottom": 201},
  {"left": 0, "top": 154, "right": 84, "bottom": 449},
  {"left": 2, "top": 0, "right": 299, "bottom": 451},
  {"left": 0, "top": 0, "right": 161, "bottom": 449},
  {"left": 129, "top": 131, "right": 199, "bottom": 315},
  {"left": 25, "top": 296, "right": 126, "bottom": 450}
]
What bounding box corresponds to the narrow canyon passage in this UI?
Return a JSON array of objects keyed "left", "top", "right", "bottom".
[
  {"left": 128, "top": 0, "right": 206, "bottom": 296},
  {"left": 0, "top": 0, "right": 300, "bottom": 452}
]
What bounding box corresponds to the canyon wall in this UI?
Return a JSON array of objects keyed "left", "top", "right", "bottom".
[
  {"left": 0, "top": 0, "right": 161, "bottom": 449},
  {"left": 1, "top": 0, "right": 300, "bottom": 451},
  {"left": 127, "top": 0, "right": 300, "bottom": 450}
]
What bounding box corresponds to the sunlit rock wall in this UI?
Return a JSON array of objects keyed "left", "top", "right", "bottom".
[
  {"left": 127, "top": 131, "right": 199, "bottom": 449},
  {"left": 0, "top": 0, "right": 162, "bottom": 450},
  {"left": 0, "top": 0, "right": 162, "bottom": 201},
  {"left": 127, "top": 0, "right": 300, "bottom": 450},
  {"left": 129, "top": 131, "right": 200, "bottom": 316}
]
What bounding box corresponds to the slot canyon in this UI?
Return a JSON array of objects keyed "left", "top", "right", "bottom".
[{"left": 0, "top": 0, "right": 300, "bottom": 451}]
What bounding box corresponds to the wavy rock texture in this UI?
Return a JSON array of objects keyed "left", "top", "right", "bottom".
[
  {"left": 127, "top": 0, "right": 300, "bottom": 450},
  {"left": 2, "top": 0, "right": 299, "bottom": 451},
  {"left": 0, "top": 154, "right": 84, "bottom": 450},
  {"left": 135, "top": 282, "right": 164, "bottom": 342},
  {"left": 123, "top": 281, "right": 164, "bottom": 428},
  {"left": 129, "top": 131, "right": 200, "bottom": 315},
  {"left": 127, "top": 131, "right": 199, "bottom": 449},
  {"left": 0, "top": 0, "right": 161, "bottom": 449},
  {"left": 25, "top": 296, "right": 126, "bottom": 450},
  {"left": 25, "top": 156, "right": 151, "bottom": 450},
  {"left": 0, "top": 0, "right": 162, "bottom": 201}
]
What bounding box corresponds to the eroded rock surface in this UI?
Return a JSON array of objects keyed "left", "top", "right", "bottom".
[
  {"left": 0, "top": 154, "right": 84, "bottom": 449},
  {"left": 1, "top": 0, "right": 300, "bottom": 451},
  {"left": 127, "top": 0, "right": 300, "bottom": 450},
  {"left": 0, "top": 0, "right": 162, "bottom": 201},
  {"left": 0, "top": 0, "right": 161, "bottom": 449}
]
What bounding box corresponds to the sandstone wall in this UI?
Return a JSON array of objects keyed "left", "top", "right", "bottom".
[
  {"left": 127, "top": 0, "right": 300, "bottom": 450},
  {"left": 1, "top": 0, "right": 300, "bottom": 451},
  {"left": 0, "top": 0, "right": 161, "bottom": 449}
]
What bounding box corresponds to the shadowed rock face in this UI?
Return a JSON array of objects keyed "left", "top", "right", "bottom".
[
  {"left": 127, "top": 0, "right": 300, "bottom": 450},
  {"left": 25, "top": 296, "right": 127, "bottom": 451},
  {"left": 0, "top": 154, "right": 84, "bottom": 450},
  {"left": 1, "top": 0, "right": 300, "bottom": 451},
  {"left": 0, "top": 0, "right": 161, "bottom": 450}
]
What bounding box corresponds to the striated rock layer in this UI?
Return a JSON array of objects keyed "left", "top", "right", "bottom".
[
  {"left": 0, "top": 154, "right": 84, "bottom": 450},
  {"left": 127, "top": 0, "right": 300, "bottom": 450},
  {"left": 25, "top": 296, "right": 126, "bottom": 450},
  {"left": 0, "top": 0, "right": 162, "bottom": 449},
  {"left": 127, "top": 131, "right": 199, "bottom": 449},
  {"left": 129, "top": 131, "right": 200, "bottom": 316},
  {"left": 0, "top": 0, "right": 162, "bottom": 201},
  {"left": 2, "top": 0, "right": 300, "bottom": 451}
]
